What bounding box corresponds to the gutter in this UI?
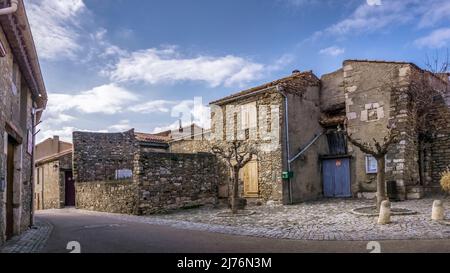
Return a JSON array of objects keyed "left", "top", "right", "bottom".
[{"left": 0, "top": 0, "right": 18, "bottom": 16}]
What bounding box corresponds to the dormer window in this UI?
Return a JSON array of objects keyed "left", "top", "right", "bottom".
[{"left": 0, "top": 40, "right": 6, "bottom": 57}]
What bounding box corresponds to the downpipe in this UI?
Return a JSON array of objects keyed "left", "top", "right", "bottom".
[{"left": 276, "top": 85, "right": 293, "bottom": 204}]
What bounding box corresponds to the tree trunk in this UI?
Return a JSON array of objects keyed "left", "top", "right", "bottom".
[
  {"left": 231, "top": 166, "right": 240, "bottom": 214},
  {"left": 376, "top": 156, "right": 387, "bottom": 211}
]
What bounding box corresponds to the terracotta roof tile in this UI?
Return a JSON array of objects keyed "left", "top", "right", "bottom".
[
  {"left": 134, "top": 132, "right": 170, "bottom": 143},
  {"left": 210, "top": 71, "right": 320, "bottom": 105}
]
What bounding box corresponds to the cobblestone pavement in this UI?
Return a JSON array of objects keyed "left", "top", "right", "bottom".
[
  {"left": 0, "top": 219, "right": 53, "bottom": 253},
  {"left": 66, "top": 196, "right": 450, "bottom": 241}
]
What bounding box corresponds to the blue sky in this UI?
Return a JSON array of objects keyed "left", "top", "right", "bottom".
[{"left": 24, "top": 0, "right": 450, "bottom": 142}]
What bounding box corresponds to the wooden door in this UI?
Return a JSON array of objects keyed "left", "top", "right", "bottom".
[
  {"left": 323, "top": 158, "right": 351, "bottom": 198},
  {"left": 243, "top": 160, "right": 259, "bottom": 197},
  {"left": 65, "top": 171, "right": 75, "bottom": 207},
  {"left": 6, "top": 140, "right": 15, "bottom": 239}
]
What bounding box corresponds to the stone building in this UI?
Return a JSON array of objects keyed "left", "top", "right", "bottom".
[
  {"left": 209, "top": 71, "right": 327, "bottom": 204},
  {"left": 72, "top": 129, "right": 219, "bottom": 214},
  {"left": 209, "top": 60, "right": 450, "bottom": 204},
  {"left": 0, "top": 0, "right": 47, "bottom": 245},
  {"left": 34, "top": 136, "right": 73, "bottom": 210}
]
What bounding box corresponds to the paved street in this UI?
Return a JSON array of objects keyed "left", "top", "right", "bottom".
[{"left": 30, "top": 208, "right": 450, "bottom": 253}]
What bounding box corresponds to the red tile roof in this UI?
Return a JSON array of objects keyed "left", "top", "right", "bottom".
[
  {"left": 134, "top": 132, "right": 170, "bottom": 143},
  {"left": 210, "top": 71, "right": 320, "bottom": 105}
]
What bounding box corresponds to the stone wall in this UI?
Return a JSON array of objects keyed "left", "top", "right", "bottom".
[
  {"left": 320, "top": 69, "right": 345, "bottom": 111},
  {"left": 73, "top": 130, "right": 137, "bottom": 183},
  {"left": 134, "top": 151, "right": 219, "bottom": 214},
  {"left": 343, "top": 61, "right": 408, "bottom": 198},
  {"left": 169, "top": 140, "right": 211, "bottom": 154},
  {"left": 210, "top": 88, "right": 284, "bottom": 203},
  {"left": 75, "top": 180, "right": 138, "bottom": 215},
  {"left": 0, "top": 24, "right": 36, "bottom": 245},
  {"left": 35, "top": 152, "right": 72, "bottom": 210},
  {"left": 429, "top": 86, "right": 450, "bottom": 189}
]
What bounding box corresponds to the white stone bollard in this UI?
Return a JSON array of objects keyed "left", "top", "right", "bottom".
[
  {"left": 378, "top": 200, "right": 391, "bottom": 225},
  {"left": 431, "top": 200, "right": 445, "bottom": 221}
]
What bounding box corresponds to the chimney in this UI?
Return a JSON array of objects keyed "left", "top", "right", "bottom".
[
  {"left": 52, "top": 135, "right": 60, "bottom": 153},
  {"left": 179, "top": 119, "right": 183, "bottom": 133},
  {"left": 292, "top": 69, "right": 301, "bottom": 74}
]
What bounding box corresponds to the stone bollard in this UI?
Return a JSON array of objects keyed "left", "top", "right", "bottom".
[
  {"left": 378, "top": 200, "right": 391, "bottom": 225},
  {"left": 431, "top": 200, "right": 445, "bottom": 221}
]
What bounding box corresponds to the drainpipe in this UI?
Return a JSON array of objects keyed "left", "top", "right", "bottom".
[
  {"left": 275, "top": 85, "right": 293, "bottom": 204},
  {"left": 0, "top": 0, "right": 19, "bottom": 16},
  {"left": 30, "top": 107, "right": 44, "bottom": 227}
]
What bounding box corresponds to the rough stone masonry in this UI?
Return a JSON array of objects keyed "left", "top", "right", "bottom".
[{"left": 73, "top": 131, "right": 220, "bottom": 215}]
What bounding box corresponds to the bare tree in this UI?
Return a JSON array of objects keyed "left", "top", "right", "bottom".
[
  {"left": 408, "top": 52, "right": 450, "bottom": 184},
  {"left": 425, "top": 49, "right": 449, "bottom": 74},
  {"left": 211, "top": 141, "right": 257, "bottom": 214},
  {"left": 345, "top": 126, "right": 399, "bottom": 211}
]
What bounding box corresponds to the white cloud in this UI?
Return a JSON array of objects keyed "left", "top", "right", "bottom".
[
  {"left": 37, "top": 126, "right": 77, "bottom": 143},
  {"left": 152, "top": 97, "right": 211, "bottom": 133},
  {"left": 36, "top": 126, "right": 110, "bottom": 143},
  {"left": 319, "top": 46, "right": 345, "bottom": 56},
  {"left": 418, "top": 1, "right": 450, "bottom": 28},
  {"left": 107, "top": 46, "right": 265, "bottom": 87},
  {"left": 366, "top": 0, "right": 382, "bottom": 6},
  {"left": 48, "top": 84, "right": 138, "bottom": 115},
  {"left": 129, "top": 100, "right": 175, "bottom": 114},
  {"left": 310, "top": 0, "right": 450, "bottom": 41},
  {"left": 415, "top": 28, "right": 450, "bottom": 48},
  {"left": 108, "top": 120, "right": 132, "bottom": 132},
  {"left": 313, "top": 1, "right": 412, "bottom": 38},
  {"left": 25, "top": 0, "right": 86, "bottom": 60}
]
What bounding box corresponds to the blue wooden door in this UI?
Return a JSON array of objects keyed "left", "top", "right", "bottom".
[{"left": 322, "top": 158, "right": 351, "bottom": 198}]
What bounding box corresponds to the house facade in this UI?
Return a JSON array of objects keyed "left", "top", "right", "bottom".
[
  {"left": 0, "top": 0, "right": 47, "bottom": 245},
  {"left": 209, "top": 60, "right": 450, "bottom": 204},
  {"left": 34, "top": 136, "right": 73, "bottom": 210},
  {"left": 209, "top": 71, "right": 326, "bottom": 204}
]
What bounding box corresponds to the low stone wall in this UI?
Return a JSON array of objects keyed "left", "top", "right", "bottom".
[
  {"left": 134, "top": 151, "right": 219, "bottom": 214},
  {"left": 75, "top": 180, "right": 138, "bottom": 215}
]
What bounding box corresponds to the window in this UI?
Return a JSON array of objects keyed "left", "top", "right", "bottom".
[
  {"left": 365, "top": 155, "right": 378, "bottom": 174},
  {"left": 241, "top": 103, "right": 257, "bottom": 130},
  {"left": 37, "top": 168, "right": 40, "bottom": 185}
]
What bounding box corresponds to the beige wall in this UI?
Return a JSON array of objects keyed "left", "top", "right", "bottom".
[
  {"left": 287, "top": 86, "right": 329, "bottom": 202},
  {"left": 211, "top": 89, "right": 284, "bottom": 203},
  {"left": 35, "top": 136, "right": 72, "bottom": 161}
]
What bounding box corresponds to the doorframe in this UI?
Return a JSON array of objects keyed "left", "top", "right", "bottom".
[
  {"left": 5, "top": 134, "right": 22, "bottom": 240},
  {"left": 320, "top": 155, "right": 353, "bottom": 198}
]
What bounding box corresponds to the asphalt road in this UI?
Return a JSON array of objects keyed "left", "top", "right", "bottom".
[{"left": 36, "top": 210, "right": 450, "bottom": 253}]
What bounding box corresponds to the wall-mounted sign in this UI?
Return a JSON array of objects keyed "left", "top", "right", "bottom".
[
  {"left": 0, "top": 40, "right": 6, "bottom": 57},
  {"left": 115, "top": 169, "right": 132, "bottom": 180}
]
